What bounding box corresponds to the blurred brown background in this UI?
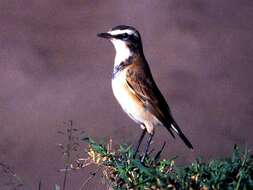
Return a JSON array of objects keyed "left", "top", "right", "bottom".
[{"left": 0, "top": 0, "right": 253, "bottom": 189}]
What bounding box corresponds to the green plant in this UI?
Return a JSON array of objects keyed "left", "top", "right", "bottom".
[{"left": 83, "top": 138, "right": 253, "bottom": 190}]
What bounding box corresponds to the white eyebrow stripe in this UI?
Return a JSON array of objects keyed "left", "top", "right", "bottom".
[{"left": 108, "top": 29, "right": 138, "bottom": 37}]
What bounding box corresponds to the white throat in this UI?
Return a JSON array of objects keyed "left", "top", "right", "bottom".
[{"left": 110, "top": 39, "right": 132, "bottom": 67}]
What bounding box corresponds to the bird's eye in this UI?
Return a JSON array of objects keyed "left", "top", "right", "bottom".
[{"left": 121, "top": 33, "right": 128, "bottom": 40}]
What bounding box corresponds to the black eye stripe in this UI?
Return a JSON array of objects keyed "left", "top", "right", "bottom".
[
  {"left": 122, "top": 33, "right": 128, "bottom": 38},
  {"left": 114, "top": 33, "right": 128, "bottom": 39},
  {"left": 114, "top": 33, "right": 139, "bottom": 41}
]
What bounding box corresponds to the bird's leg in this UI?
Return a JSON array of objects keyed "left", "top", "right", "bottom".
[
  {"left": 141, "top": 133, "right": 154, "bottom": 163},
  {"left": 133, "top": 129, "right": 146, "bottom": 158},
  {"left": 154, "top": 141, "right": 166, "bottom": 162}
]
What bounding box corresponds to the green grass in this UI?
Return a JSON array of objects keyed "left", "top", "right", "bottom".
[{"left": 84, "top": 138, "right": 253, "bottom": 190}]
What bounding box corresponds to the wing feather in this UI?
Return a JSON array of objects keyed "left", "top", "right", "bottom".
[
  {"left": 126, "top": 64, "right": 171, "bottom": 125},
  {"left": 125, "top": 60, "right": 193, "bottom": 149}
]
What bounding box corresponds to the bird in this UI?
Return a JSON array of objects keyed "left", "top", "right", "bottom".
[{"left": 97, "top": 25, "right": 193, "bottom": 162}]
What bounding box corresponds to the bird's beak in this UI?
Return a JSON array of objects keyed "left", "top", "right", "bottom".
[{"left": 97, "top": 32, "right": 113, "bottom": 39}]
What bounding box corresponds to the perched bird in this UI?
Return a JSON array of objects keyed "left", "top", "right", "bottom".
[{"left": 97, "top": 25, "right": 193, "bottom": 162}]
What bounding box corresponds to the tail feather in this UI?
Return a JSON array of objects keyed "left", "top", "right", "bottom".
[
  {"left": 167, "top": 127, "right": 175, "bottom": 139},
  {"left": 167, "top": 120, "right": 193, "bottom": 149}
]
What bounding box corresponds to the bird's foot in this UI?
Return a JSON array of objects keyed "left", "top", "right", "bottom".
[{"left": 140, "top": 155, "right": 145, "bottom": 164}]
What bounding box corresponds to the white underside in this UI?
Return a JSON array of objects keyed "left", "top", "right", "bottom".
[
  {"left": 112, "top": 70, "right": 137, "bottom": 116},
  {"left": 111, "top": 69, "right": 161, "bottom": 134}
]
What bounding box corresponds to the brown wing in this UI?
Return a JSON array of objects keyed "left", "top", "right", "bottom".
[
  {"left": 126, "top": 62, "right": 194, "bottom": 148},
  {"left": 126, "top": 63, "right": 172, "bottom": 126}
]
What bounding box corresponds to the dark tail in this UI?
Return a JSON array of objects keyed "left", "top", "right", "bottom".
[{"left": 166, "top": 120, "right": 193, "bottom": 149}]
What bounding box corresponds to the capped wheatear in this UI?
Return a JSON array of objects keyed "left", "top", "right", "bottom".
[{"left": 97, "top": 25, "right": 193, "bottom": 162}]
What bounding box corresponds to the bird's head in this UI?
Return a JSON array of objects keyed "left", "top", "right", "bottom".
[{"left": 97, "top": 25, "right": 143, "bottom": 55}]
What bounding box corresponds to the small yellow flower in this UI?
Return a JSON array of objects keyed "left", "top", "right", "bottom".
[{"left": 191, "top": 174, "right": 199, "bottom": 182}]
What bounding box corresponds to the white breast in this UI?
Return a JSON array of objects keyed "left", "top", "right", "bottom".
[
  {"left": 111, "top": 69, "right": 147, "bottom": 123},
  {"left": 111, "top": 70, "right": 131, "bottom": 114},
  {"left": 111, "top": 71, "right": 159, "bottom": 134},
  {"left": 111, "top": 39, "right": 134, "bottom": 113}
]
